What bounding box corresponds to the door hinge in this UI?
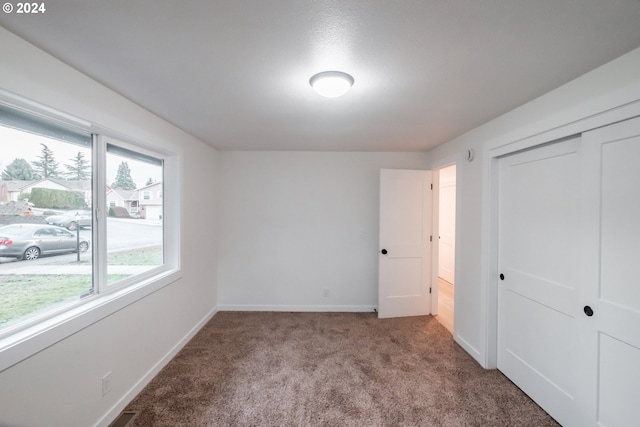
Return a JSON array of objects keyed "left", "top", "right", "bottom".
[
  {"left": 430, "top": 235, "right": 433, "bottom": 242},
  {"left": 430, "top": 183, "right": 433, "bottom": 190},
  {"left": 429, "top": 287, "right": 432, "bottom": 294}
]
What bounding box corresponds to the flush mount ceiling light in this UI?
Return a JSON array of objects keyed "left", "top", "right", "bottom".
[{"left": 309, "top": 71, "right": 354, "bottom": 98}]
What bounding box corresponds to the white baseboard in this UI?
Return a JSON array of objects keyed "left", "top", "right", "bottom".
[
  {"left": 454, "top": 333, "right": 482, "bottom": 367},
  {"left": 217, "top": 304, "right": 376, "bottom": 313},
  {"left": 95, "top": 306, "right": 219, "bottom": 427}
]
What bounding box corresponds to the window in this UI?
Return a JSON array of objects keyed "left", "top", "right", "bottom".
[
  {"left": 105, "top": 141, "right": 163, "bottom": 286},
  {"left": 0, "top": 102, "right": 177, "bottom": 342},
  {"left": 0, "top": 103, "right": 93, "bottom": 331},
  {"left": 142, "top": 191, "right": 151, "bottom": 200}
]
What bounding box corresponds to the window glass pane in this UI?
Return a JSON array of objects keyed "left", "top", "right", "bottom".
[
  {"left": 106, "top": 143, "right": 163, "bottom": 286},
  {"left": 0, "top": 111, "right": 92, "bottom": 331}
]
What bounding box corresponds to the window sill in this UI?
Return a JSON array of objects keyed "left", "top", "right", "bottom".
[{"left": 0, "top": 268, "right": 182, "bottom": 373}]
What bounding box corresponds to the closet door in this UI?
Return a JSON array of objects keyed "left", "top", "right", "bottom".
[
  {"left": 498, "top": 117, "right": 640, "bottom": 426},
  {"left": 581, "top": 117, "right": 640, "bottom": 427},
  {"left": 497, "top": 136, "right": 588, "bottom": 427}
]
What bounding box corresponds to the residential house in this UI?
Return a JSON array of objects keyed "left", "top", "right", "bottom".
[
  {"left": 106, "top": 182, "right": 163, "bottom": 219},
  {"left": 106, "top": 187, "right": 139, "bottom": 216},
  {"left": 0, "top": 179, "right": 43, "bottom": 202},
  {"left": 137, "top": 182, "right": 162, "bottom": 220},
  {"left": 0, "top": 178, "right": 91, "bottom": 205},
  {"left": 1, "top": 4, "right": 640, "bottom": 427}
]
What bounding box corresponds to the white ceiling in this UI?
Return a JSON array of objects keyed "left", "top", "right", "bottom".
[{"left": 2, "top": 1, "right": 640, "bottom": 152}]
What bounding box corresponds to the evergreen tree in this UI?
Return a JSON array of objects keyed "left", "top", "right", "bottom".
[
  {"left": 31, "top": 143, "right": 60, "bottom": 178},
  {"left": 2, "top": 158, "right": 40, "bottom": 180},
  {"left": 145, "top": 177, "right": 156, "bottom": 186},
  {"left": 64, "top": 152, "right": 90, "bottom": 180},
  {"left": 112, "top": 161, "right": 137, "bottom": 190}
]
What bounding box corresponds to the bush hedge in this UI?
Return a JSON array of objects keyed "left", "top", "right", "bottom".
[{"left": 30, "top": 188, "right": 86, "bottom": 209}]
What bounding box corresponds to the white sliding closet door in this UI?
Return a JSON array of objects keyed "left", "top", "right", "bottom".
[
  {"left": 497, "top": 136, "right": 586, "bottom": 427},
  {"left": 497, "top": 116, "right": 640, "bottom": 426},
  {"left": 581, "top": 117, "right": 640, "bottom": 427}
]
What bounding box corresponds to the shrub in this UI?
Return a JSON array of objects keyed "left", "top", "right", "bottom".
[{"left": 30, "top": 188, "right": 85, "bottom": 209}]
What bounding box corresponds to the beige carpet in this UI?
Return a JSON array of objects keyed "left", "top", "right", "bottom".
[{"left": 126, "top": 312, "right": 558, "bottom": 426}]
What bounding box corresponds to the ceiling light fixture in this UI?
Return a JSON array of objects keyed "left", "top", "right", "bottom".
[{"left": 309, "top": 71, "right": 354, "bottom": 98}]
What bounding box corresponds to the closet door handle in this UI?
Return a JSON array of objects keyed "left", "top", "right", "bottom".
[
  {"left": 584, "top": 306, "right": 594, "bottom": 317},
  {"left": 381, "top": 249, "right": 388, "bottom": 255}
]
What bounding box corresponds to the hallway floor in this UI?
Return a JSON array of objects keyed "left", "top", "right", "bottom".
[{"left": 436, "top": 277, "right": 454, "bottom": 334}]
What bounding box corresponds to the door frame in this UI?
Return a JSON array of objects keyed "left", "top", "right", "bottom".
[
  {"left": 430, "top": 160, "right": 458, "bottom": 319},
  {"left": 482, "top": 103, "right": 640, "bottom": 369},
  {"left": 377, "top": 166, "right": 458, "bottom": 320}
]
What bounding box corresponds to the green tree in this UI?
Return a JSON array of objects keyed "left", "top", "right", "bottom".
[
  {"left": 145, "top": 177, "right": 156, "bottom": 186},
  {"left": 2, "top": 158, "right": 40, "bottom": 180},
  {"left": 112, "top": 161, "right": 137, "bottom": 190},
  {"left": 31, "top": 143, "right": 60, "bottom": 178},
  {"left": 64, "top": 152, "right": 90, "bottom": 180}
]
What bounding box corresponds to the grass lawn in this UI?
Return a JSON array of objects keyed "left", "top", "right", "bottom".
[
  {"left": 0, "top": 274, "right": 127, "bottom": 326},
  {"left": 0, "top": 245, "right": 162, "bottom": 327},
  {"left": 108, "top": 245, "right": 162, "bottom": 266}
]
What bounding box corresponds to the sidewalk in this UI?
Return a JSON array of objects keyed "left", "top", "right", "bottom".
[{"left": 107, "top": 217, "right": 163, "bottom": 227}]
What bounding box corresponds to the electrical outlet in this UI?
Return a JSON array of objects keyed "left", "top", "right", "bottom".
[
  {"left": 102, "top": 371, "right": 112, "bottom": 397},
  {"left": 323, "top": 288, "right": 329, "bottom": 298}
]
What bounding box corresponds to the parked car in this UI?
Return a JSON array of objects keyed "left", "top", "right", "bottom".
[
  {"left": 0, "top": 224, "right": 90, "bottom": 260},
  {"left": 45, "top": 210, "right": 92, "bottom": 230}
]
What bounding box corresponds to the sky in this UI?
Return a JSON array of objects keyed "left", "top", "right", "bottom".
[{"left": 0, "top": 125, "right": 162, "bottom": 186}]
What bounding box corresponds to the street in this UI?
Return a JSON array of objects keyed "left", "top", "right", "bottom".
[
  {"left": 104, "top": 217, "right": 163, "bottom": 251},
  {"left": 0, "top": 218, "right": 162, "bottom": 267}
]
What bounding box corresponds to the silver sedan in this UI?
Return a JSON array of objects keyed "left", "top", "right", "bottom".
[{"left": 0, "top": 224, "right": 90, "bottom": 260}]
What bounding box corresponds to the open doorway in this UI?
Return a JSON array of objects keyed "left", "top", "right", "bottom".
[{"left": 435, "top": 164, "right": 456, "bottom": 334}]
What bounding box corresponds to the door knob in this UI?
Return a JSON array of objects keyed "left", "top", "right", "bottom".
[
  {"left": 381, "top": 249, "right": 388, "bottom": 255},
  {"left": 499, "top": 273, "right": 505, "bottom": 280},
  {"left": 584, "top": 306, "right": 594, "bottom": 317}
]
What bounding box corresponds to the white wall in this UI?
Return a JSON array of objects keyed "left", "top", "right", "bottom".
[
  {"left": 217, "top": 151, "right": 429, "bottom": 310},
  {"left": 0, "top": 28, "right": 219, "bottom": 426},
  {"left": 428, "top": 46, "right": 640, "bottom": 367}
]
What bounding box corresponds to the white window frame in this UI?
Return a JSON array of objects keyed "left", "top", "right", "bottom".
[
  {"left": 0, "top": 97, "right": 182, "bottom": 373},
  {"left": 142, "top": 190, "right": 151, "bottom": 200},
  {"left": 99, "top": 135, "right": 177, "bottom": 291}
]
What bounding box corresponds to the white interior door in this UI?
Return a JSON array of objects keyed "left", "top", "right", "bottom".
[
  {"left": 581, "top": 117, "right": 640, "bottom": 427},
  {"left": 378, "top": 169, "right": 432, "bottom": 319},
  {"left": 497, "top": 137, "right": 587, "bottom": 426},
  {"left": 438, "top": 165, "right": 456, "bottom": 285}
]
